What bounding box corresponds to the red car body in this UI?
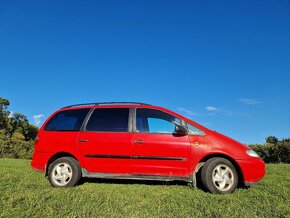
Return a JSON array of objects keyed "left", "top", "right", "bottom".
[{"left": 31, "top": 103, "right": 265, "bottom": 191}]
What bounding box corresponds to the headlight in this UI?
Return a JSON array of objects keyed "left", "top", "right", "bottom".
[{"left": 246, "top": 149, "right": 259, "bottom": 158}]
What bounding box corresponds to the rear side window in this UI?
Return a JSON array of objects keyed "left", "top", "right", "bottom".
[
  {"left": 44, "top": 109, "right": 90, "bottom": 131},
  {"left": 86, "top": 108, "right": 129, "bottom": 132}
]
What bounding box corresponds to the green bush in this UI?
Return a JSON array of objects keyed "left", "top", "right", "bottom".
[
  {"left": 249, "top": 140, "right": 290, "bottom": 163},
  {"left": 0, "top": 133, "right": 34, "bottom": 159},
  {"left": 11, "top": 132, "right": 26, "bottom": 141},
  {"left": 274, "top": 141, "right": 290, "bottom": 163}
]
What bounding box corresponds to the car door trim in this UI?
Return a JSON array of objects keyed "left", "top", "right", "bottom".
[{"left": 84, "top": 154, "right": 187, "bottom": 161}]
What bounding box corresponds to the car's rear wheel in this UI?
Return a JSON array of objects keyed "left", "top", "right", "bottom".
[
  {"left": 201, "top": 157, "right": 238, "bottom": 194},
  {"left": 48, "top": 157, "right": 81, "bottom": 187}
]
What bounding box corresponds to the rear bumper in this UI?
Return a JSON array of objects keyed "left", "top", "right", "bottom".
[
  {"left": 236, "top": 158, "right": 265, "bottom": 184},
  {"left": 31, "top": 152, "right": 52, "bottom": 172}
]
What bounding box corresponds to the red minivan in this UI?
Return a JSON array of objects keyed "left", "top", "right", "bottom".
[{"left": 31, "top": 102, "right": 265, "bottom": 194}]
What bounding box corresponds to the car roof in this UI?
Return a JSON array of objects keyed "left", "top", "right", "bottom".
[{"left": 61, "top": 102, "right": 152, "bottom": 109}]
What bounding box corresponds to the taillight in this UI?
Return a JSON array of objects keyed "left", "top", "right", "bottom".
[
  {"left": 33, "top": 135, "right": 40, "bottom": 153},
  {"left": 35, "top": 135, "right": 40, "bottom": 142}
]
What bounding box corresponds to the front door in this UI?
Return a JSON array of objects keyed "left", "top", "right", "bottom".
[
  {"left": 78, "top": 108, "right": 132, "bottom": 174},
  {"left": 131, "top": 108, "right": 191, "bottom": 177}
]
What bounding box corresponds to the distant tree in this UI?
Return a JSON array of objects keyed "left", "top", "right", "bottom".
[
  {"left": 265, "top": 136, "right": 278, "bottom": 144},
  {"left": 13, "top": 113, "right": 29, "bottom": 137},
  {"left": 0, "top": 96, "right": 39, "bottom": 159},
  {"left": 281, "top": 138, "right": 290, "bottom": 143},
  {"left": 6, "top": 114, "right": 22, "bottom": 137},
  {"left": 6, "top": 112, "right": 38, "bottom": 140},
  {"left": 12, "top": 132, "right": 26, "bottom": 141},
  {"left": 24, "top": 124, "right": 38, "bottom": 141},
  {"left": 0, "top": 97, "right": 39, "bottom": 140},
  {"left": 0, "top": 97, "right": 10, "bottom": 130}
]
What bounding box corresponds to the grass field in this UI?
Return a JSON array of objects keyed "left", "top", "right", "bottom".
[{"left": 0, "top": 159, "right": 289, "bottom": 218}]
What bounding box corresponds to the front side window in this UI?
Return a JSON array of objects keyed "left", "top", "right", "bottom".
[
  {"left": 44, "top": 109, "right": 90, "bottom": 131},
  {"left": 86, "top": 108, "right": 129, "bottom": 132},
  {"left": 136, "top": 109, "right": 180, "bottom": 134},
  {"left": 186, "top": 123, "right": 205, "bottom": 135}
]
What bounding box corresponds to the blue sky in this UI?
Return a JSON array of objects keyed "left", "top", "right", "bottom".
[{"left": 0, "top": 0, "right": 289, "bottom": 144}]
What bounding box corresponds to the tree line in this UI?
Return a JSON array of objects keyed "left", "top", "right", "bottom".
[
  {"left": 0, "top": 96, "right": 289, "bottom": 162},
  {"left": 0, "top": 97, "right": 38, "bottom": 159},
  {"left": 249, "top": 136, "right": 290, "bottom": 163}
]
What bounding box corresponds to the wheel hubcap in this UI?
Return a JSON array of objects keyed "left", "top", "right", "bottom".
[
  {"left": 51, "top": 163, "right": 73, "bottom": 186},
  {"left": 212, "top": 164, "right": 234, "bottom": 191}
]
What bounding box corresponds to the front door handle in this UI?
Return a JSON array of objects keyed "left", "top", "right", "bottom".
[
  {"left": 79, "top": 139, "right": 89, "bottom": 143},
  {"left": 133, "top": 139, "right": 144, "bottom": 144}
]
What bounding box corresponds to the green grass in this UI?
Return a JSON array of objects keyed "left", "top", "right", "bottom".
[{"left": 0, "top": 159, "right": 289, "bottom": 218}]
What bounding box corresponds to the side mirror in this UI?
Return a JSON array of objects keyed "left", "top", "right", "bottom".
[{"left": 174, "top": 124, "right": 188, "bottom": 135}]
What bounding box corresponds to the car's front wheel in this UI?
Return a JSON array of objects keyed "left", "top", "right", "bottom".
[
  {"left": 201, "top": 157, "right": 238, "bottom": 194},
  {"left": 48, "top": 157, "right": 81, "bottom": 188}
]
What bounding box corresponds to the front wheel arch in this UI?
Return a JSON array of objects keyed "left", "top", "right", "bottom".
[
  {"left": 200, "top": 157, "right": 238, "bottom": 193},
  {"left": 195, "top": 154, "right": 245, "bottom": 188}
]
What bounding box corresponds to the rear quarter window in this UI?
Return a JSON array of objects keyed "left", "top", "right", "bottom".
[
  {"left": 186, "top": 123, "right": 205, "bottom": 135},
  {"left": 44, "top": 109, "right": 90, "bottom": 131}
]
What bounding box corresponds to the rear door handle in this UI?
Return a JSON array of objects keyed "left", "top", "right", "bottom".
[
  {"left": 133, "top": 139, "right": 144, "bottom": 144},
  {"left": 79, "top": 139, "right": 89, "bottom": 143}
]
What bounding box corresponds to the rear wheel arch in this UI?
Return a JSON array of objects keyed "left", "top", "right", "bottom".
[
  {"left": 46, "top": 152, "right": 79, "bottom": 176},
  {"left": 195, "top": 153, "right": 245, "bottom": 188}
]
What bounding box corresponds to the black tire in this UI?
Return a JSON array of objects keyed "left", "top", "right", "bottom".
[
  {"left": 48, "top": 157, "right": 81, "bottom": 188},
  {"left": 201, "top": 157, "right": 238, "bottom": 194}
]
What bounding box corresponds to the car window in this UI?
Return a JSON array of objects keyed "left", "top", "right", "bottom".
[
  {"left": 186, "top": 123, "right": 205, "bottom": 135},
  {"left": 136, "top": 109, "right": 180, "bottom": 134},
  {"left": 86, "top": 108, "right": 129, "bottom": 132},
  {"left": 44, "top": 109, "right": 90, "bottom": 131}
]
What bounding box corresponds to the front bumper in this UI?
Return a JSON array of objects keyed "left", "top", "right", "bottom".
[{"left": 236, "top": 158, "right": 266, "bottom": 184}]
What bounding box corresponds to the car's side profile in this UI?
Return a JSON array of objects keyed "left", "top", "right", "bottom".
[{"left": 31, "top": 102, "right": 265, "bottom": 194}]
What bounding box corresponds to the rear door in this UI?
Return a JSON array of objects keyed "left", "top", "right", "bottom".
[
  {"left": 131, "top": 108, "right": 191, "bottom": 177},
  {"left": 40, "top": 108, "right": 90, "bottom": 156},
  {"left": 78, "top": 108, "right": 133, "bottom": 174}
]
